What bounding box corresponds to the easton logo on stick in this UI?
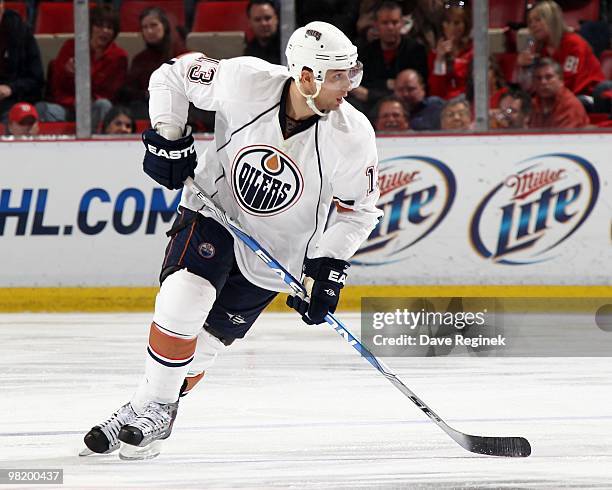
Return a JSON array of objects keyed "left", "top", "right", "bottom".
[{"left": 231, "top": 145, "right": 303, "bottom": 216}]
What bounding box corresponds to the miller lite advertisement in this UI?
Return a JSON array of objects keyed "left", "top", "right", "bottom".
[
  {"left": 470, "top": 153, "right": 599, "bottom": 265},
  {"left": 351, "top": 155, "right": 456, "bottom": 266},
  {"left": 348, "top": 135, "right": 611, "bottom": 286},
  {"left": 1, "top": 135, "right": 610, "bottom": 286}
]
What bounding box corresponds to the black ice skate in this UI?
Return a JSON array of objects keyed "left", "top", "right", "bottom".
[
  {"left": 80, "top": 402, "right": 138, "bottom": 456},
  {"left": 117, "top": 400, "right": 179, "bottom": 460}
]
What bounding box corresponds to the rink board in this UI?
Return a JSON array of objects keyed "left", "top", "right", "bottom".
[
  {"left": 0, "top": 285, "right": 610, "bottom": 312},
  {"left": 1, "top": 134, "right": 610, "bottom": 295}
]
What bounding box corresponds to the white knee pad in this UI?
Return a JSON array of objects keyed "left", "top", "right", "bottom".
[
  {"left": 153, "top": 269, "right": 217, "bottom": 338},
  {"left": 188, "top": 327, "right": 227, "bottom": 373}
]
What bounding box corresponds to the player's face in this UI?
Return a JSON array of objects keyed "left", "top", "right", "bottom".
[
  {"left": 317, "top": 69, "right": 353, "bottom": 111},
  {"left": 141, "top": 14, "right": 165, "bottom": 45}
]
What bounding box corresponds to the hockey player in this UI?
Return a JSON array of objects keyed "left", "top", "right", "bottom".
[{"left": 82, "top": 21, "right": 382, "bottom": 460}]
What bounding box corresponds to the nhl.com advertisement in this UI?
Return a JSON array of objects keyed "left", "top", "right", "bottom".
[{"left": 0, "top": 135, "right": 610, "bottom": 286}]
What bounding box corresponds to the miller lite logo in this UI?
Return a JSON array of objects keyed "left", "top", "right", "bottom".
[
  {"left": 231, "top": 145, "right": 303, "bottom": 216},
  {"left": 351, "top": 156, "right": 456, "bottom": 265},
  {"left": 470, "top": 153, "right": 600, "bottom": 265}
]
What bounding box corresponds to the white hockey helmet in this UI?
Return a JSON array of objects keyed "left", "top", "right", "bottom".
[{"left": 285, "top": 22, "right": 363, "bottom": 114}]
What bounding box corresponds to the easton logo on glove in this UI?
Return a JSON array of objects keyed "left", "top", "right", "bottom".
[
  {"left": 327, "top": 270, "right": 347, "bottom": 284},
  {"left": 146, "top": 143, "right": 196, "bottom": 160},
  {"left": 287, "top": 256, "right": 350, "bottom": 325},
  {"left": 142, "top": 128, "right": 198, "bottom": 190}
]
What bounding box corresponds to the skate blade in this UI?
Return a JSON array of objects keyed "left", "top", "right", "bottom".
[
  {"left": 79, "top": 446, "right": 118, "bottom": 456},
  {"left": 118, "top": 440, "right": 163, "bottom": 461}
]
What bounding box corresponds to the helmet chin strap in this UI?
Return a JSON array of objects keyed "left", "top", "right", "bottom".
[{"left": 296, "top": 79, "right": 327, "bottom": 117}]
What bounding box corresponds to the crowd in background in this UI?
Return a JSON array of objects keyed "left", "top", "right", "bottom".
[{"left": 0, "top": 0, "right": 611, "bottom": 136}]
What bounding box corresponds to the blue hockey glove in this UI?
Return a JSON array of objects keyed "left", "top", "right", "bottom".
[
  {"left": 286, "top": 257, "right": 350, "bottom": 325},
  {"left": 142, "top": 127, "right": 197, "bottom": 190}
]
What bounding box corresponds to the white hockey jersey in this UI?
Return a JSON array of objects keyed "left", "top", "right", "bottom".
[{"left": 148, "top": 53, "right": 382, "bottom": 292}]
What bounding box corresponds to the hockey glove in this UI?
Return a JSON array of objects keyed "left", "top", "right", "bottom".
[
  {"left": 142, "top": 126, "right": 197, "bottom": 190},
  {"left": 286, "top": 257, "right": 350, "bottom": 325}
]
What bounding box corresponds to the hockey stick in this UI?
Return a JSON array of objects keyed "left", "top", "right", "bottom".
[{"left": 185, "top": 176, "right": 531, "bottom": 458}]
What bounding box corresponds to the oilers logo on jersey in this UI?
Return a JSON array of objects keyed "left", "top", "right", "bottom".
[{"left": 231, "top": 146, "right": 304, "bottom": 217}]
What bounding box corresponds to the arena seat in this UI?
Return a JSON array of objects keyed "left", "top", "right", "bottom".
[
  {"left": 35, "top": 2, "right": 75, "bottom": 34},
  {"left": 588, "top": 113, "right": 609, "bottom": 124},
  {"left": 495, "top": 52, "right": 518, "bottom": 84},
  {"left": 561, "top": 0, "right": 600, "bottom": 29},
  {"left": 489, "top": 0, "right": 526, "bottom": 28},
  {"left": 186, "top": 31, "right": 244, "bottom": 59},
  {"left": 191, "top": 1, "right": 248, "bottom": 32},
  {"left": 115, "top": 32, "right": 146, "bottom": 64},
  {"left": 119, "top": 0, "right": 185, "bottom": 32},
  {"left": 5, "top": 2, "right": 27, "bottom": 20},
  {"left": 135, "top": 120, "right": 151, "bottom": 133},
  {"left": 599, "top": 50, "right": 612, "bottom": 80},
  {"left": 38, "top": 122, "right": 76, "bottom": 135},
  {"left": 35, "top": 34, "right": 73, "bottom": 78}
]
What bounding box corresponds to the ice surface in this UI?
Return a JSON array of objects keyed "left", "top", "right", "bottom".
[{"left": 1, "top": 312, "right": 611, "bottom": 489}]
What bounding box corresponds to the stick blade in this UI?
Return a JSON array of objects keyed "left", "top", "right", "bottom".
[{"left": 456, "top": 434, "right": 531, "bottom": 457}]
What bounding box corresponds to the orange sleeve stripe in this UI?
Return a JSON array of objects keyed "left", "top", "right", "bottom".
[
  {"left": 149, "top": 323, "right": 197, "bottom": 361},
  {"left": 334, "top": 201, "right": 354, "bottom": 213}
]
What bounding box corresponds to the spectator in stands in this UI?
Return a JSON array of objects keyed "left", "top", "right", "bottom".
[
  {"left": 405, "top": 0, "right": 445, "bottom": 51},
  {"left": 529, "top": 57, "right": 589, "bottom": 129},
  {"left": 490, "top": 89, "right": 532, "bottom": 129},
  {"left": 357, "top": 0, "right": 442, "bottom": 49},
  {"left": 116, "top": 7, "right": 186, "bottom": 119},
  {"left": 101, "top": 105, "right": 136, "bottom": 134},
  {"left": 428, "top": 0, "right": 473, "bottom": 100},
  {"left": 488, "top": 55, "right": 509, "bottom": 108},
  {"left": 36, "top": 6, "right": 127, "bottom": 131},
  {"left": 394, "top": 68, "right": 443, "bottom": 130},
  {"left": 6, "top": 101, "right": 39, "bottom": 136},
  {"left": 440, "top": 95, "right": 472, "bottom": 130},
  {"left": 244, "top": 0, "right": 280, "bottom": 65},
  {"left": 374, "top": 95, "right": 410, "bottom": 132},
  {"left": 351, "top": 1, "right": 428, "bottom": 113},
  {"left": 466, "top": 55, "right": 510, "bottom": 108},
  {"left": 297, "top": 0, "right": 360, "bottom": 41},
  {"left": 0, "top": 0, "right": 44, "bottom": 121},
  {"left": 517, "top": 1, "right": 605, "bottom": 101}
]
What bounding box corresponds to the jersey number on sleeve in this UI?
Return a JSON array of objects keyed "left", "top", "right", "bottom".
[
  {"left": 366, "top": 166, "right": 377, "bottom": 195},
  {"left": 187, "top": 61, "right": 217, "bottom": 85}
]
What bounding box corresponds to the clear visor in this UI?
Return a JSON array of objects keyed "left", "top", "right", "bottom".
[{"left": 323, "top": 61, "right": 364, "bottom": 90}]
